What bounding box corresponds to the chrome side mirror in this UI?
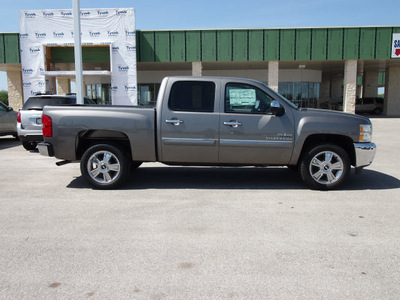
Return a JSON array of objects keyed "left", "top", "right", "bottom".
[{"left": 271, "top": 100, "right": 285, "bottom": 116}]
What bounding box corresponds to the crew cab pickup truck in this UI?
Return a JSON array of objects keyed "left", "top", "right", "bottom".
[{"left": 38, "top": 76, "right": 376, "bottom": 190}]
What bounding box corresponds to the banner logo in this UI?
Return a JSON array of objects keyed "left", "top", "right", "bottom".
[
  {"left": 108, "top": 31, "right": 119, "bottom": 37},
  {"left": 53, "top": 31, "right": 65, "bottom": 38},
  {"left": 89, "top": 31, "right": 101, "bottom": 38},
  {"left": 117, "top": 65, "right": 129, "bottom": 72},
  {"left": 43, "top": 11, "right": 54, "bottom": 18},
  {"left": 97, "top": 10, "right": 109, "bottom": 16},
  {"left": 24, "top": 12, "right": 36, "bottom": 18},
  {"left": 22, "top": 68, "right": 34, "bottom": 74},
  {"left": 29, "top": 47, "right": 41, "bottom": 54},
  {"left": 34, "top": 32, "right": 47, "bottom": 39},
  {"left": 61, "top": 11, "right": 73, "bottom": 17}
]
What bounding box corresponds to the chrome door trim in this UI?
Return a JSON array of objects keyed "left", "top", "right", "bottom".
[
  {"left": 220, "top": 139, "right": 293, "bottom": 148},
  {"left": 162, "top": 137, "right": 217, "bottom": 146}
]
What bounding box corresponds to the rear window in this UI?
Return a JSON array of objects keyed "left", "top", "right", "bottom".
[
  {"left": 168, "top": 81, "right": 215, "bottom": 112},
  {"left": 22, "top": 96, "right": 94, "bottom": 110}
]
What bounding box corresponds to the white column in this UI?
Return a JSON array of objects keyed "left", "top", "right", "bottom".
[
  {"left": 363, "top": 71, "right": 379, "bottom": 98},
  {"left": 192, "top": 62, "right": 202, "bottom": 77},
  {"left": 384, "top": 66, "right": 400, "bottom": 116},
  {"left": 343, "top": 60, "right": 357, "bottom": 114},
  {"left": 6, "top": 70, "right": 24, "bottom": 110},
  {"left": 268, "top": 61, "right": 279, "bottom": 92}
]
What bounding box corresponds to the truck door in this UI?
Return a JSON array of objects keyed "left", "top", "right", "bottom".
[
  {"left": 219, "top": 80, "right": 295, "bottom": 165},
  {"left": 159, "top": 79, "right": 220, "bottom": 163}
]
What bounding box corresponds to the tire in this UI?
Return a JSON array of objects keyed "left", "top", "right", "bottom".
[
  {"left": 22, "top": 141, "right": 37, "bottom": 151},
  {"left": 300, "top": 143, "right": 350, "bottom": 190},
  {"left": 80, "top": 144, "right": 130, "bottom": 189},
  {"left": 373, "top": 107, "right": 382, "bottom": 115}
]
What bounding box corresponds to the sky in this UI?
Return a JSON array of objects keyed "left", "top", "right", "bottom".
[{"left": 0, "top": 0, "right": 398, "bottom": 91}]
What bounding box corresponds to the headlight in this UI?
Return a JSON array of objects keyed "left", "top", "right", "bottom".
[{"left": 359, "top": 124, "right": 372, "bottom": 142}]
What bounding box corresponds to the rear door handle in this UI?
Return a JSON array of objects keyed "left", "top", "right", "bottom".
[
  {"left": 224, "top": 121, "right": 242, "bottom": 128},
  {"left": 165, "top": 119, "right": 184, "bottom": 125}
]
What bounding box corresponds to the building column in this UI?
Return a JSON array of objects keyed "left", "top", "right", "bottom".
[
  {"left": 384, "top": 66, "right": 400, "bottom": 116},
  {"left": 343, "top": 60, "right": 357, "bottom": 114},
  {"left": 6, "top": 70, "right": 24, "bottom": 110},
  {"left": 57, "top": 77, "right": 71, "bottom": 95},
  {"left": 363, "top": 71, "right": 379, "bottom": 98},
  {"left": 192, "top": 62, "right": 202, "bottom": 76},
  {"left": 268, "top": 61, "right": 279, "bottom": 92},
  {"left": 319, "top": 74, "right": 331, "bottom": 109}
]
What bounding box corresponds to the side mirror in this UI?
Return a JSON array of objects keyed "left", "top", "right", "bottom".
[
  {"left": 7, "top": 107, "right": 14, "bottom": 112},
  {"left": 271, "top": 100, "right": 285, "bottom": 117}
]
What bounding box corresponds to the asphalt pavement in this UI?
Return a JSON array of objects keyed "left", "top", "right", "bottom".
[{"left": 0, "top": 118, "right": 399, "bottom": 299}]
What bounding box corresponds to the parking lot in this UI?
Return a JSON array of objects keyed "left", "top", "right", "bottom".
[{"left": 1, "top": 118, "right": 399, "bottom": 299}]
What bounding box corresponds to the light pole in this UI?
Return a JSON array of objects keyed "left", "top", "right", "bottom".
[{"left": 73, "top": 0, "right": 84, "bottom": 104}]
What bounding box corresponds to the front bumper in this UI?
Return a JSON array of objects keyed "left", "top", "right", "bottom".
[
  {"left": 354, "top": 142, "right": 376, "bottom": 168},
  {"left": 38, "top": 142, "right": 54, "bottom": 157}
]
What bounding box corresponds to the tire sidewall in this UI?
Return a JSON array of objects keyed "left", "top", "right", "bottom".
[
  {"left": 300, "top": 143, "right": 350, "bottom": 190},
  {"left": 80, "top": 144, "right": 129, "bottom": 189}
]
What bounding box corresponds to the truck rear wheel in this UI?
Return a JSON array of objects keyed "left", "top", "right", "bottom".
[
  {"left": 300, "top": 143, "right": 350, "bottom": 190},
  {"left": 80, "top": 144, "right": 130, "bottom": 189}
]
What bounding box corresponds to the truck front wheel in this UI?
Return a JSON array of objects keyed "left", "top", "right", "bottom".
[
  {"left": 300, "top": 143, "right": 350, "bottom": 190},
  {"left": 81, "top": 144, "right": 130, "bottom": 189}
]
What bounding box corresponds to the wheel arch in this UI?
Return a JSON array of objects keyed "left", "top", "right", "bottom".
[
  {"left": 299, "top": 134, "right": 356, "bottom": 166},
  {"left": 76, "top": 130, "right": 132, "bottom": 160}
]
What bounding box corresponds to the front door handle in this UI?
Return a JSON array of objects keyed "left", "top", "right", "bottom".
[
  {"left": 165, "top": 119, "right": 184, "bottom": 126},
  {"left": 224, "top": 121, "right": 242, "bottom": 128}
]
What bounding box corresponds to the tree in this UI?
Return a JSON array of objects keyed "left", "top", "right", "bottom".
[{"left": 0, "top": 90, "right": 8, "bottom": 106}]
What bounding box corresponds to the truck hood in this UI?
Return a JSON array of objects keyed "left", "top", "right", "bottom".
[{"left": 297, "top": 108, "right": 372, "bottom": 125}]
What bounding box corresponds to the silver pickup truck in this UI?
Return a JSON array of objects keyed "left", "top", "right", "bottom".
[{"left": 38, "top": 76, "right": 376, "bottom": 190}]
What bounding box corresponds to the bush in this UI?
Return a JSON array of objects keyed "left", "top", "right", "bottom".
[{"left": 0, "top": 90, "right": 8, "bottom": 106}]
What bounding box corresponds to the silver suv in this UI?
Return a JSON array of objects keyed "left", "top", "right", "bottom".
[{"left": 17, "top": 95, "right": 95, "bottom": 150}]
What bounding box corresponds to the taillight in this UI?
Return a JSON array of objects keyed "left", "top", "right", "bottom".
[
  {"left": 42, "top": 114, "right": 52, "bottom": 137},
  {"left": 17, "top": 111, "right": 21, "bottom": 123}
]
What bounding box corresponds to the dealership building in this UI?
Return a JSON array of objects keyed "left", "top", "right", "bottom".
[{"left": 1, "top": 12, "right": 400, "bottom": 115}]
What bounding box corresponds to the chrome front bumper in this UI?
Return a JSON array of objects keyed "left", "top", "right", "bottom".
[
  {"left": 354, "top": 142, "right": 376, "bottom": 168},
  {"left": 38, "top": 142, "right": 54, "bottom": 157}
]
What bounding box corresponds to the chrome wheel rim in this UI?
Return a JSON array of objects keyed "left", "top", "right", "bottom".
[
  {"left": 87, "top": 151, "right": 121, "bottom": 184},
  {"left": 309, "top": 151, "right": 344, "bottom": 185}
]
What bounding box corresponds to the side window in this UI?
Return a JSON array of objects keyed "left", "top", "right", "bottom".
[
  {"left": 0, "top": 102, "right": 6, "bottom": 112},
  {"left": 168, "top": 81, "right": 215, "bottom": 112},
  {"left": 225, "top": 83, "right": 274, "bottom": 114}
]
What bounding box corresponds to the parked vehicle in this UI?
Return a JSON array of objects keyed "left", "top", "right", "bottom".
[
  {"left": 38, "top": 77, "right": 376, "bottom": 190},
  {"left": 0, "top": 101, "right": 17, "bottom": 138},
  {"left": 355, "top": 97, "right": 384, "bottom": 115},
  {"left": 17, "top": 95, "right": 95, "bottom": 150}
]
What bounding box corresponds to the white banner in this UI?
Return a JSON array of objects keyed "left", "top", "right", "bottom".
[
  {"left": 392, "top": 33, "right": 400, "bottom": 58},
  {"left": 19, "top": 8, "right": 137, "bottom": 105}
]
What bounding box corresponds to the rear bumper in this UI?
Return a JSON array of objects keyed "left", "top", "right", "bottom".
[
  {"left": 354, "top": 142, "right": 376, "bottom": 168},
  {"left": 38, "top": 142, "right": 54, "bottom": 157}
]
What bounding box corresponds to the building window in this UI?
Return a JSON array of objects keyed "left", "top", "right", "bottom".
[
  {"left": 278, "top": 82, "right": 320, "bottom": 108},
  {"left": 86, "top": 84, "right": 111, "bottom": 105},
  {"left": 138, "top": 83, "right": 160, "bottom": 106}
]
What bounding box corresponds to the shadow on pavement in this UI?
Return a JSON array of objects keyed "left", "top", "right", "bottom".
[
  {"left": 0, "top": 137, "right": 20, "bottom": 150},
  {"left": 67, "top": 166, "right": 400, "bottom": 191}
]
